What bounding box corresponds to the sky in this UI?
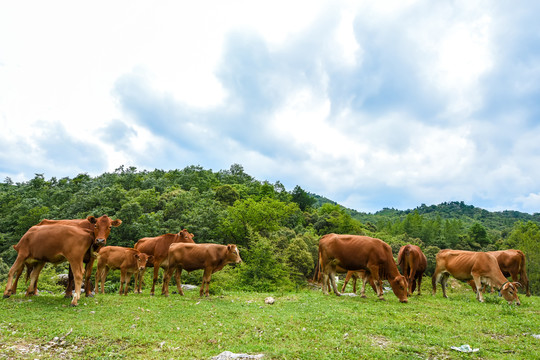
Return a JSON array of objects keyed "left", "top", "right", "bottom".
[{"left": 1, "top": 1, "right": 540, "bottom": 214}]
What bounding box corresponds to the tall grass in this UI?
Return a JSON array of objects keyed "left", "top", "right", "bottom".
[{"left": 0, "top": 277, "right": 538, "bottom": 359}]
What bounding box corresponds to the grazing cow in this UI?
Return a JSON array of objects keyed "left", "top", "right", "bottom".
[
  {"left": 35, "top": 216, "right": 121, "bottom": 297},
  {"left": 94, "top": 246, "right": 151, "bottom": 295},
  {"left": 161, "top": 243, "right": 242, "bottom": 297},
  {"left": 133, "top": 229, "right": 195, "bottom": 295},
  {"left": 397, "top": 244, "right": 427, "bottom": 295},
  {"left": 488, "top": 250, "right": 530, "bottom": 297},
  {"left": 468, "top": 249, "right": 530, "bottom": 297},
  {"left": 432, "top": 249, "right": 521, "bottom": 304},
  {"left": 341, "top": 270, "right": 379, "bottom": 297},
  {"left": 318, "top": 234, "right": 408, "bottom": 303}
]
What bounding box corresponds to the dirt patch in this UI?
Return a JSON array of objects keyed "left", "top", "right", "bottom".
[{"left": 370, "top": 335, "right": 391, "bottom": 348}]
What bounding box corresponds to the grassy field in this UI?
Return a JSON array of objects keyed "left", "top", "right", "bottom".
[{"left": 0, "top": 278, "right": 538, "bottom": 360}]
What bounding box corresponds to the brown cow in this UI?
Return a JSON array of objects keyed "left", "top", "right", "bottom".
[
  {"left": 3, "top": 218, "right": 119, "bottom": 306},
  {"left": 468, "top": 249, "right": 530, "bottom": 297},
  {"left": 35, "top": 216, "right": 122, "bottom": 297},
  {"left": 488, "top": 250, "right": 530, "bottom": 296},
  {"left": 432, "top": 249, "right": 521, "bottom": 304},
  {"left": 133, "top": 229, "right": 195, "bottom": 295},
  {"left": 397, "top": 244, "right": 427, "bottom": 295},
  {"left": 161, "top": 243, "right": 242, "bottom": 297},
  {"left": 318, "top": 234, "right": 408, "bottom": 303},
  {"left": 5, "top": 216, "right": 121, "bottom": 303},
  {"left": 94, "top": 246, "right": 151, "bottom": 295}
]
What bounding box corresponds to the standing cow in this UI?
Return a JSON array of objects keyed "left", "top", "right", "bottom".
[
  {"left": 318, "top": 234, "right": 408, "bottom": 303},
  {"left": 94, "top": 246, "right": 151, "bottom": 295},
  {"left": 397, "top": 244, "right": 427, "bottom": 295},
  {"left": 161, "top": 243, "right": 242, "bottom": 297},
  {"left": 36, "top": 215, "right": 121, "bottom": 297},
  {"left": 3, "top": 216, "right": 122, "bottom": 306},
  {"left": 432, "top": 249, "right": 521, "bottom": 304},
  {"left": 134, "top": 229, "right": 194, "bottom": 295}
]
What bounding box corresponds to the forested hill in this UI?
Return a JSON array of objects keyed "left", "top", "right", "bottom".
[
  {"left": 312, "top": 194, "right": 540, "bottom": 231},
  {"left": 1, "top": 165, "right": 539, "bottom": 294},
  {"left": 354, "top": 202, "right": 540, "bottom": 231}
]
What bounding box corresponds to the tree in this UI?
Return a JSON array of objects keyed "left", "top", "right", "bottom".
[{"left": 291, "top": 185, "right": 315, "bottom": 211}]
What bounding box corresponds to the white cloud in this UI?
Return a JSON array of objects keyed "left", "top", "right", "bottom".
[{"left": 1, "top": 1, "right": 540, "bottom": 214}]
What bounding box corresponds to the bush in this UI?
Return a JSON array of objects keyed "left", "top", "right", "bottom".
[{"left": 238, "top": 235, "right": 294, "bottom": 292}]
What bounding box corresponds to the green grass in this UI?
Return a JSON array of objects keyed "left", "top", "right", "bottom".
[{"left": 0, "top": 278, "right": 539, "bottom": 359}]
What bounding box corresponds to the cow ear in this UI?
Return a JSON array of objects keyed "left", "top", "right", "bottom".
[
  {"left": 227, "top": 244, "right": 232, "bottom": 251},
  {"left": 112, "top": 219, "right": 122, "bottom": 227},
  {"left": 87, "top": 216, "right": 97, "bottom": 224},
  {"left": 134, "top": 253, "right": 140, "bottom": 259}
]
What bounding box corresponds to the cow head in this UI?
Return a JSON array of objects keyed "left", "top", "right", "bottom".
[
  {"left": 87, "top": 215, "right": 122, "bottom": 245},
  {"left": 226, "top": 244, "right": 242, "bottom": 264},
  {"left": 500, "top": 282, "right": 521, "bottom": 305},
  {"left": 178, "top": 229, "right": 195, "bottom": 243},
  {"left": 389, "top": 275, "right": 409, "bottom": 303},
  {"left": 134, "top": 253, "right": 151, "bottom": 272}
]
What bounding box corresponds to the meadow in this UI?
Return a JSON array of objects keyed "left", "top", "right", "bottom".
[{"left": 0, "top": 278, "right": 538, "bottom": 360}]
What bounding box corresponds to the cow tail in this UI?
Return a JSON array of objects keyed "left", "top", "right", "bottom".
[{"left": 517, "top": 250, "right": 529, "bottom": 284}]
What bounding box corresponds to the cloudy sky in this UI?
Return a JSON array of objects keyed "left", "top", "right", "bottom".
[{"left": 1, "top": 1, "right": 539, "bottom": 214}]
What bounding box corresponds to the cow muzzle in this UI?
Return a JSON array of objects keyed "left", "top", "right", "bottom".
[{"left": 95, "top": 238, "right": 106, "bottom": 245}]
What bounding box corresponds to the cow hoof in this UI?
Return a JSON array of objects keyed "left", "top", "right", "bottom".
[
  {"left": 86, "top": 293, "right": 94, "bottom": 298},
  {"left": 69, "top": 303, "right": 78, "bottom": 307},
  {"left": 360, "top": 295, "right": 367, "bottom": 298},
  {"left": 3, "top": 294, "right": 11, "bottom": 299}
]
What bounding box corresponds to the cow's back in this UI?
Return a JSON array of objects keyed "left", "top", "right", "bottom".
[
  {"left": 98, "top": 246, "right": 137, "bottom": 268},
  {"left": 15, "top": 224, "right": 92, "bottom": 260},
  {"left": 436, "top": 250, "right": 498, "bottom": 281},
  {"left": 320, "top": 234, "right": 392, "bottom": 270}
]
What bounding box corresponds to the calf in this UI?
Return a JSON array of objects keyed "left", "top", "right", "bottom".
[
  {"left": 341, "top": 270, "right": 378, "bottom": 297},
  {"left": 95, "top": 246, "right": 151, "bottom": 295},
  {"left": 432, "top": 249, "right": 521, "bottom": 304},
  {"left": 161, "top": 243, "right": 242, "bottom": 297},
  {"left": 397, "top": 244, "right": 427, "bottom": 295},
  {"left": 134, "top": 229, "right": 194, "bottom": 295}
]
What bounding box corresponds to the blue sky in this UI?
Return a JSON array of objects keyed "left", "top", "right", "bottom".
[{"left": 1, "top": 1, "right": 540, "bottom": 214}]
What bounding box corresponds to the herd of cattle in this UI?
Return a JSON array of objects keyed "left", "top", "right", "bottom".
[{"left": 2, "top": 215, "right": 530, "bottom": 306}]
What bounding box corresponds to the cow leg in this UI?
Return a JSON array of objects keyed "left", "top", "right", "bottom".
[
  {"left": 360, "top": 276, "right": 368, "bottom": 298},
  {"left": 416, "top": 275, "right": 422, "bottom": 295},
  {"left": 65, "top": 266, "right": 74, "bottom": 298},
  {"left": 10, "top": 264, "right": 27, "bottom": 296},
  {"left": 119, "top": 269, "right": 127, "bottom": 295},
  {"left": 135, "top": 268, "right": 145, "bottom": 294},
  {"left": 328, "top": 270, "right": 340, "bottom": 296},
  {"left": 201, "top": 268, "right": 212, "bottom": 297},
  {"left": 161, "top": 265, "right": 174, "bottom": 297},
  {"left": 3, "top": 254, "right": 28, "bottom": 298},
  {"left": 321, "top": 272, "right": 329, "bottom": 295},
  {"left": 84, "top": 256, "right": 96, "bottom": 298},
  {"left": 174, "top": 269, "right": 182, "bottom": 294},
  {"left": 472, "top": 276, "right": 484, "bottom": 302},
  {"left": 150, "top": 264, "right": 161, "bottom": 296},
  {"left": 352, "top": 276, "right": 358, "bottom": 294},
  {"left": 341, "top": 272, "right": 352, "bottom": 293},
  {"left": 408, "top": 269, "right": 416, "bottom": 296},
  {"left": 67, "top": 259, "right": 84, "bottom": 306},
  {"left": 440, "top": 273, "right": 450, "bottom": 298},
  {"left": 26, "top": 262, "right": 45, "bottom": 296},
  {"left": 101, "top": 268, "right": 110, "bottom": 294},
  {"left": 94, "top": 267, "right": 101, "bottom": 294},
  {"left": 368, "top": 266, "right": 384, "bottom": 300}
]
